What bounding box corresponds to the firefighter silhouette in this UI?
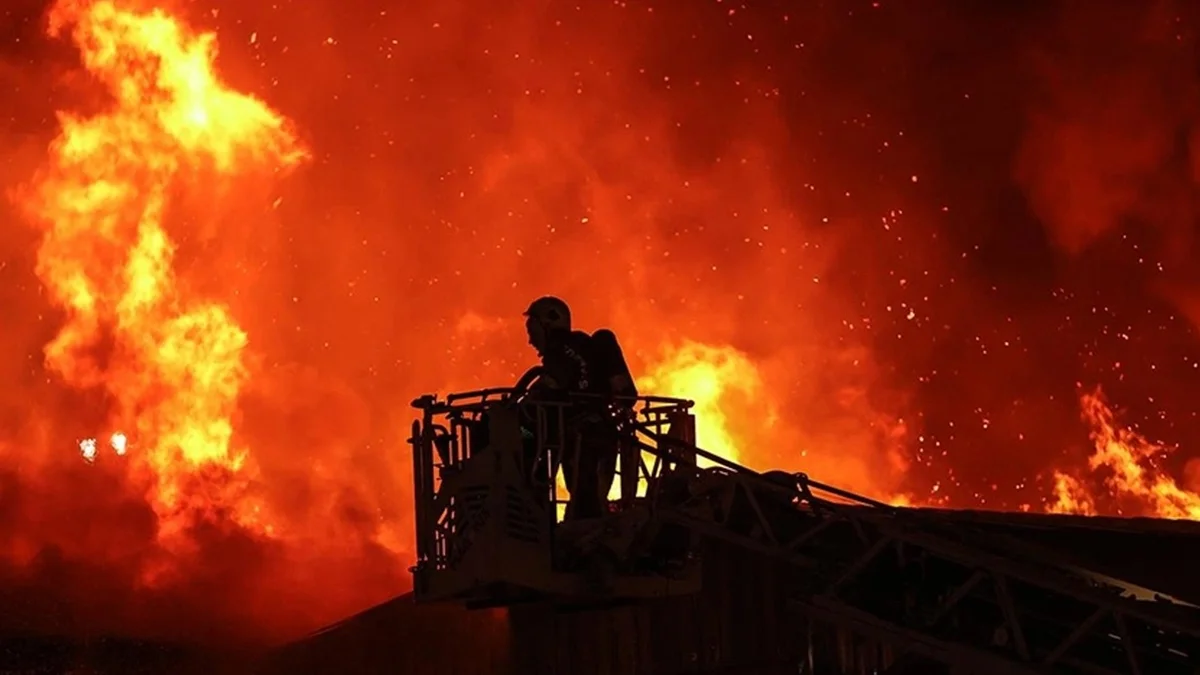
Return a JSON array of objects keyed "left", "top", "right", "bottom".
[{"left": 522, "top": 297, "right": 636, "bottom": 520}]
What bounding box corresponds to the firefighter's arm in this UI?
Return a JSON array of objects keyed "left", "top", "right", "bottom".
[
  {"left": 512, "top": 365, "right": 545, "bottom": 395},
  {"left": 534, "top": 374, "right": 561, "bottom": 391}
]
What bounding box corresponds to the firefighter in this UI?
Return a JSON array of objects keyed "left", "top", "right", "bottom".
[
  {"left": 522, "top": 296, "right": 619, "bottom": 520},
  {"left": 523, "top": 296, "right": 595, "bottom": 394}
]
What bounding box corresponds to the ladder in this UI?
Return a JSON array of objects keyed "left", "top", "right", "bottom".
[{"left": 624, "top": 414, "right": 1200, "bottom": 675}]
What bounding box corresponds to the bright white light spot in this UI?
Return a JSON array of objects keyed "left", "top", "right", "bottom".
[
  {"left": 110, "top": 432, "right": 127, "bottom": 455},
  {"left": 80, "top": 438, "right": 97, "bottom": 463}
]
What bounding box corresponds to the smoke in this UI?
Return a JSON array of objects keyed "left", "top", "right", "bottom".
[
  {"left": 1015, "top": 1, "right": 1200, "bottom": 302},
  {"left": 0, "top": 0, "right": 936, "bottom": 644},
  {"left": 0, "top": 0, "right": 1197, "bottom": 648},
  {"left": 1011, "top": 0, "right": 1200, "bottom": 513}
]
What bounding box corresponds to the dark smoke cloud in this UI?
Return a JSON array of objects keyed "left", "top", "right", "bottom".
[
  {"left": 1012, "top": 0, "right": 1200, "bottom": 484},
  {"left": 1016, "top": 1, "right": 1200, "bottom": 260}
]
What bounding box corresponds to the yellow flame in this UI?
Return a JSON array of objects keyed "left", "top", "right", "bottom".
[
  {"left": 1050, "top": 389, "right": 1200, "bottom": 519},
  {"left": 27, "top": 0, "right": 306, "bottom": 546},
  {"left": 639, "top": 341, "right": 762, "bottom": 467}
]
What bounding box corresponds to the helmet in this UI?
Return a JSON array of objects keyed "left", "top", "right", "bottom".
[{"left": 524, "top": 296, "right": 572, "bottom": 332}]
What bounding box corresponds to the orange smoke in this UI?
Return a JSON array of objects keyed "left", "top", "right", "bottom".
[
  {"left": 1014, "top": 3, "right": 1197, "bottom": 259},
  {"left": 1014, "top": 3, "right": 1200, "bottom": 341},
  {"left": 1012, "top": 4, "right": 1200, "bottom": 519},
  {"left": 3, "top": 0, "right": 1198, "bottom": 648},
  {"left": 4, "top": 0, "right": 928, "bottom": 630},
  {"left": 2, "top": 0, "right": 922, "bottom": 637}
]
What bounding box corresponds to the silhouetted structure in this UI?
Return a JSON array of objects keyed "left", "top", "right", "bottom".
[
  {"left": 262, "top": 510, "right": 1200, "bottom": 675},
  {"left": 264, "top": 385, "right": 1200, "bottom": 675},
  {"left": 8, "top": 384, "right": 1200, "bottom": 674}
]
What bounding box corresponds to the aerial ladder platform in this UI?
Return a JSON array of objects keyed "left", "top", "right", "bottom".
[{"left": 408, "top": 380, "right": 1200, "bottom": 675}]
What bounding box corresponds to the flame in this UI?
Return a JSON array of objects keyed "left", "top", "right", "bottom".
[
  {"left": 564, "top": 341, "right": 772, "bottom": 510},
  {"left": 5, "top": 0, "right": 1196, "bottom": 646},
  {"left": 25, "top": 0, "right": 304, "bottom": 553},
  {"left": 639, "top": 341, "right": 763, "bottom": 467},
  {"left": 1049, "top": 389, "right": 1200, "bottom": 519}
]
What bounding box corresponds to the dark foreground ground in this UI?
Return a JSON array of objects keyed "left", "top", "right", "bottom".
[{"left": 0, "top": 597, "right": 499, "bottom": 675}]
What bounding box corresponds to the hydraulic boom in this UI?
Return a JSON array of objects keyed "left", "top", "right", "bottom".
[{"left": 408, "top": 386, "right": 1200, "bottom": 674}]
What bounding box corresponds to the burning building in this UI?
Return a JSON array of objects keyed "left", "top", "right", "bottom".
[{"left": 0, "top": 0, "right": 1199, "bottom": 672}]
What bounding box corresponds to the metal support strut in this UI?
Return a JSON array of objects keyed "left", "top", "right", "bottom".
[{"left": 623, "top": 414, "right": 1200, "bottom": 675}]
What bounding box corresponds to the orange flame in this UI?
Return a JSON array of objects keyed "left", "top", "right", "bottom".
[
  {"left": 1050, "top": 389, "right": 1200, "bottom": 519},
  {"left": 638, "top": 341, "right": 916, "bottom": 505},
  {"left": 25, "top": 0, "right": 305, "bottom": 554},
  {"left": 639, "top": 341, "right": 764, "bottom": 467}
]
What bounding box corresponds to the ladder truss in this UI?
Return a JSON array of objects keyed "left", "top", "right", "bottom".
[
  {"left": 626, "top": 418, "right": 1200, "bottom": 675},
  {"left": 410, "top": 390, "right": 1200, "bottom": 674}
]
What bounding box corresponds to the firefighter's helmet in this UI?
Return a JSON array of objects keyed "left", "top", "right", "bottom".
[{"left": 524, "top": 296, "right": 572, "bottom": 332}]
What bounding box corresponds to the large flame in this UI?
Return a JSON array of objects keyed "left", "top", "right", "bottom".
[
  {"left": 639, "top": 342, "right": 764, "bottom": 466},
  {"left": 26, "top": 0, "right": 305, "bottom": 556},
  {"left": 1050, "top": 389, "right": 1200, "bottom": 519}
]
